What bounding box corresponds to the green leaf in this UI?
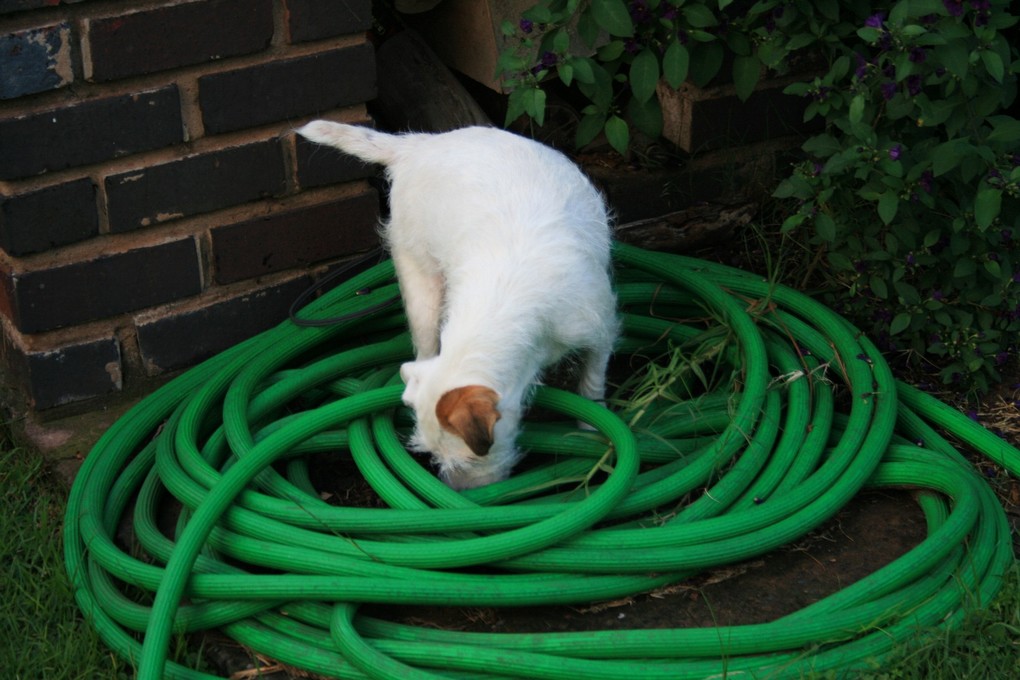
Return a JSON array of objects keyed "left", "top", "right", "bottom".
[
  {"left": 577, "top": 7, "right": 600, "bottom": 46},
  {"left": 662, "top": 39, "right": 690, "bottom": 89},
  {"left": 552, "top": 28, "right": 570, "bottom": 54},
  {"left": 522, "top": 87, "right": 547, "bottom": 126},
  {"left": 689, "top": 42, "right": 724, "bottom": 87},
  {"left": 984, "top": 259, "right": 1002, "bottom": 278},
  {"left": 591, "top": 0, "right": 634, "bottom": 37},
  {"left": 732, "top": 55, "right": 760, "bottom": 102},
  {"left": 986, "top": 117, "right": 1020, "bottom": 144},
  {"left": 627, "top": 95, "right": 663, "bottom": 139},
  {"left": 558, "top": 63, "right": 574, "bottom": 86},
  {"left": 848, "top": 95, "right": 865, "bottom": 124},
  {"left": 815, "top": 213, "right": 837, "bottom": 242},
  {"left": 684, "top": 4, "right": 719, "bottom": 28},
  {"left": 937, "top": 41, "right": 969, "bottom": 80},
  {"left": 630, "top": 48, "right": 660, "bottom": 103},
  {"left": 504, "top": 88, "right": 528, "bottom": 126},
  {"left": 931, "top": 139, "right": 971, "bottom": 177},
  {"left": 890, "top": 312, "right": 912, "bottom": 335},
  {"left": 870, "top": 275, "right": 889, "bottom": 300},
  {"left": 878, "top": 191, "right": 899, "bottom": 225},
  {"left": 597, "top": 40, "right": 626, "bottom": 62},
  {"left": 954, "top": 258, "right": 976, "bottom": 277},
  {"left": 802, "top": 134, "right": 841, "bottom": 157},
  {"left": 828, "top": 252, "right": 854, "bottom": 271},
  {"left": 980, "top": 50, "right": 1005, "bottom": 82},
  {"left": 523, "top": 5, "right": 553, "bottom": 23},
  {"left": 576, "top": 111, "right": 606, "bottom": 148},
  {"left": 604, "top": 115, "right": 630, "bottom": 155},
  {"left": 974, "top": 186, "right": 1002, "bottom": 230},
  {"left": 570, "top": 57, "right": 596, "bottom": 84}
]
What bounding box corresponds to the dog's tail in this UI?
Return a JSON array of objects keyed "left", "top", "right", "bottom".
[{"left": 296, "top": 120, "right": 405, "bottom": 166}]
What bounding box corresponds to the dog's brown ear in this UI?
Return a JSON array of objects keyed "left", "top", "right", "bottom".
[{"left": 436, "top": 386, "right": 501, "bottom": 456}]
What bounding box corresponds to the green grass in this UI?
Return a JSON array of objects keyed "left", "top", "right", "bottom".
[
  {"left": 1, "top": 421, "right": 1016, "bottom": 679},
  {"left": 0, "top": 438, "right": 134, "bottom": 679}
]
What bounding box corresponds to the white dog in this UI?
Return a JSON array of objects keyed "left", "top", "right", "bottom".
[{"left": 297, "top": 121, "right": 618, "bottom": 489}]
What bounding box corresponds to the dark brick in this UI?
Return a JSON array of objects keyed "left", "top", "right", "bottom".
[
  {"left": 0, "top": 178, "right": 98, "bottom": 256},
  {"left": 0, "top": 0, "right": 84, "bottom": 16},
  {"left": 286, "top": 0, "right": 373, "bottom": 43},
  {"left": 85, "top": 0, "right": 274, "bottom": 82},
  {"left": 295, "top": 132, "right": 376, "bottom": 189},
  {"left": 22, "top": 336, "right": 121, "bottom": 409},
  {"left": 136, "top": 275, "right": 311, "bottom": 372},
  {"left": 0, "top": 86, "right": 183, "bottom": 181},
  {"left": 212, "top": 189, "right": 380, "bottom": 284},
  {"left": 105, "top": 140, "right": 286, "bottom": 232},
  {"left": 199, "top": 44, "right": 376, "bottom": 135},
  {"left": 4, "top": 237, "right": 202, "bottom": 333},
  {"left": 0, "top": 22, "right": 73, "bottom": 100}
]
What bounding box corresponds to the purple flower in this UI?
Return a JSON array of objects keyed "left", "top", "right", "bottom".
[
  {"left": 624, "top": 39, "right": 640, "bottom": 54},
  {"left": 865, "top": 12, "right": 885, "bottom": 28},
  {"left": 932, "top": 289, "right": 945, "bottom": 301},
  {"left": 519, "top": 18, "right": 534, "bottom": 33},
  {"left": 972, "top": 1, "right": 991, "bottom": 26},
  {"left": 889, "top": 144, "right": 902, "bottom": 160},
  {"left": 943, "top": 0, "right": 965, "bottom": 16},
  {"left": 854, "top": 52, "right": 869, "bottom": 78},
  {"left": 905, "top": 252, "right": 916, "bottom": 265},
  {"left": 661, "top": 7, "right": 678, "bottom": 20},
  {"left": 629, "top": 0, "right": 652, "bottom": 24},
  {"left": 539, "top": 51, "right": 557, "bottom": 68},
  {"left": 906, "top": 74, "right": 923, "bottom": 96},
  {"left": 909, "top": 47, "right": 927, "bottom": 63},
  {"left": 881, "top": 81, "right": 897, "bottom": 100},
  {"left": 919, "top": 170, "right": 934, "bottom": 193}
]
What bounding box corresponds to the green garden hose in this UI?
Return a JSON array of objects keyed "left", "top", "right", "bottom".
[{"left": 63, "top": 242, "right": 1019, "bottom": 679}]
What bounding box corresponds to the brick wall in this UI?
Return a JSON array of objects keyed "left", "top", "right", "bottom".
[{"left": 0, "top": 0, "right": 380, "bottom": 410}]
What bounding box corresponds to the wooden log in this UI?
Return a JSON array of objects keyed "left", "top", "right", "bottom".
[
  {"left": 374, "top": 29, "right": 492, "bottom": 132},
  {"left": 613, "top": 202, "right": 756, "bottom": 253}
]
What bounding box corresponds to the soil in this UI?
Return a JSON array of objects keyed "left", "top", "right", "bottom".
[{"left": 361, "top": 490, "right": 929, "bottom": 634}]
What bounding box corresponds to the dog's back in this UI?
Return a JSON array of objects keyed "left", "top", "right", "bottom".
[{"left": 297, "top": 121, "right": 617, "bottom": 489}]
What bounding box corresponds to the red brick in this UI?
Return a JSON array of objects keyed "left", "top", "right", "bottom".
[
  {"left": 198, "top": 44, "right": 376, "bottom": 134},
  {"left": 0, "top": 86, "right": 183, "bottom": 180},
  {"left": 84, "top": 0, "right": 274, "bottom": 82},
  {"left": 0, "top": 178, "right": 98, "bottom": 256},
  {"left": 105, "top": 140, "right": 286, "bottom": 233},
  {"left": 136, "top": 276, "right": 312, "bottom": 372},
  {"left": 211, "top": 189, "right": 380, "bottom": 284},
  {"left": 286, "top": 0, "right": 373, "bottom": 43},
  {"left": 3, "top": 237, "right": 202, "bottom": 333}
]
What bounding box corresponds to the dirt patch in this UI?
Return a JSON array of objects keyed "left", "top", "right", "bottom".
[{"left": 360, "top": 490, "right": 927, "bottom": 634}]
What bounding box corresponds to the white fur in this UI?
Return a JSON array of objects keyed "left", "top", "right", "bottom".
[{"left": 297, "top": 121, "right": 618, "bottom": 489}]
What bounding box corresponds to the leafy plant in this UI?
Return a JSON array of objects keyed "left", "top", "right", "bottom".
[
  {"left": 498, "top": 0, "right": 1020, "bottom": 392},
  {"left": 774, "top": 0, "right": 1020, "bottom": 392},
  {"left": 497, "top": 0, "right": 772, "bottom": 155}
]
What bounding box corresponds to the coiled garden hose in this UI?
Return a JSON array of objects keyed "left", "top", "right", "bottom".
[{"left": 63, "top": 242, "right": 1019, "bottom": 679}]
